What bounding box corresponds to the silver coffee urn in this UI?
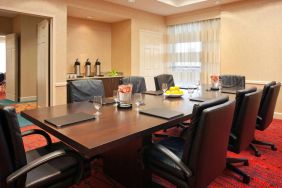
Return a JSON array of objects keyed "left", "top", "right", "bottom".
[
  {"left": 74, "top": 59, "right": 81, "bottom": 77},
  {"left": 85, "top": 58, "right": 91, "bottom": 77},
  {"left": 95, "top": 59, "right": 101, "bottom": 76}
]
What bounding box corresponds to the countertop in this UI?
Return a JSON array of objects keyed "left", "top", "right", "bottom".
[{"left": 67, "top": 75, "right": 123, "bottom": 81}]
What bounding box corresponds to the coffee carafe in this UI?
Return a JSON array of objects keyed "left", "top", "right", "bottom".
[
  {"left": 74, "top": 59, "right": 81, "bottom": 76},
  {"left": 95, "top": 59, "right": 101, "bottom": 76},
  {"left": 85, "top": 58, "right": 91, "bottom": 77}
]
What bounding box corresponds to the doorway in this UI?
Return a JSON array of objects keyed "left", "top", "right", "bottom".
[
  {"left": 0, "top": 10, "right": 51, "bottom": 127},
  {"left": 0, "top": 35, "right": 6, "bottom": 99}
]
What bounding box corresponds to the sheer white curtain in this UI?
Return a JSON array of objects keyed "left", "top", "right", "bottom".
[{"left": 166, "top": 18, "right": 220, "bottom": 85}]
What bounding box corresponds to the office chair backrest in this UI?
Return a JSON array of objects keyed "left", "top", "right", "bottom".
[
  {"left": 220, "top": 75, "right": 245, "bottom": 88},
  {"left": 257, "top": 82, "right": 281, "bottom": 131},
  {"left": 259, "top": 81, "right": 276, "bottom": 113},
  {"left": 231, "top": 88, "right": 262, "bottom": 153},
  {"left": 0, "top": 106, "right": 27, "bottom": 188},
  {"left": 0, "top": 72, "right": 5, "bottom": 83},
  {"left": 181, "top": 96, "right": 235, "bottom": 188},
  {"left": 154, "top": 74, "right": 175, "bottom": 91},
  {"left": 121, "top": 76, "right": 147, "bottom": 93},
  {"left": 67, "top": 79, "right": 105, "bottom": 103}
]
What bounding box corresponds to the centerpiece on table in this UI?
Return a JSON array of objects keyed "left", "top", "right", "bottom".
[
  {"left": 117, "top": 84, "right": 133, "bottom": 109},
  {"left": 211, "top": 75, "right": 220, "bottom": 90}
]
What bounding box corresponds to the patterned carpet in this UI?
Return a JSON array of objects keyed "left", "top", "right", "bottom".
[{"left": 21, "top": 119, "right": 282, "bottom": 188}]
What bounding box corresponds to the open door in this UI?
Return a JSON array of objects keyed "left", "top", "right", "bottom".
[
  {"left": 37, "top": 19, "right": 50, "bottom": 108},
  {"left": 5, "top": 34, "right": 18, "bottom": 102}
]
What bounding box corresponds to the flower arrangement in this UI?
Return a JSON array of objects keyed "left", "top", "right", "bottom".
[
  {"left": 118, "top": 84, "right": 132, "bottom": 93},
  {"left": 211, "top": 75, "right": 219, "bottom": 83},
  {"left": 118, "top": 84, "right": 132, "bottom": 104},
  {"left": 211, "top": 75, "right": 219, "bottom": 88}
]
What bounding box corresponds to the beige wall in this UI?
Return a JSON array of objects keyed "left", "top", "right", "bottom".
[
  {"left": 67, "top": 16, "right": 112, "bottom": 74},
  {"left": 165, "top": 0, "right": 282, "bottom": 118},
  {"left": 111, "top": 20, "right": 131, "bottom": 76},
  {"left": 0, "top": 16, "right": 13, "bottom": 35},
  {"left": 68, "top": 0, "right": 166, "bottom": 76}
]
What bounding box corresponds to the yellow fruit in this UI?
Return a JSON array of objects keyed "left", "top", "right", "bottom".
[
  {"left": 175, "top": 86, "right": 180, "bottom": 90},
  {"left": 170, "top": 87, "right": 175, "bottom": 91},
  {"left": 165, "top": 91, "right": 171, "bottom": 94}
]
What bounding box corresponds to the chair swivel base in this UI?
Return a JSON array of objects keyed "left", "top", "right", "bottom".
[
  {"left": 250, "top": 143, "right": 261, "bottom": 157},
  {"left": 252, "top": 139, "right": 277, "bottom": 151},
  {"left": 227, "top": 158, "right": 250, "bottom": 184}
]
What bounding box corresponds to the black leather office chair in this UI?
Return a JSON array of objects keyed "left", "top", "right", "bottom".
[
  {"left": 142, "top": 96, "right": 235, "bottom": 188},
  {"left": 154, "top": 74, "right": 175, "bottom": 91},
  {"left": 0, "top": 72, "right": 5, "bottom": 94},
  {"left": 227, "top": 87, "right": 262, "bottom": 183},
  {"left": 67, "top": 79, "right": 105, "bottom": 103},
  {"left": 220, "top": 75, "right": 245, "bottom": 88},
  {"left": 251, "top": 82, "right": 281, "bottom": 156},
  {"left": 0, "top": 106, "right": 88, "bottom": 188},
  {"left": 120, "top": 76, "right": 147, "bottom": 93}
]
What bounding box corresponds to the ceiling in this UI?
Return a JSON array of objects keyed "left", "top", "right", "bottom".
[
  {"left": 103, "top": 0, "right": 242, "bottom": 16},
  {"left": 68, "top": 6, "right": 128, "bottom": 23}
]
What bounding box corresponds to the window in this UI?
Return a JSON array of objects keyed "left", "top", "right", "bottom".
[{"left": 166, "top": 18, "right": 220, "bottom": 85}]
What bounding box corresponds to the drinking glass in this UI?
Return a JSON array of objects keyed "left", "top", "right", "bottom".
[
  {"left": 134, "top": 93, "right": 143, "bottom": 110},
  {"left": 93, "top": 96, "right": 102, "bottom": 115},
  {"left": 113, "top": 90, "right": 118, "bottom": 105},
  {"left": 162, "top": 83, "right": 168, "bottom": 98}
]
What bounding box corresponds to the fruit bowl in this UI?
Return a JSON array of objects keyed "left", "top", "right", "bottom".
[
  {"left": 165, "top": 86, "right": 184, "bottom": 98},
  {"left": 164, "top": 93, "right": 184, "bottom": 98}
]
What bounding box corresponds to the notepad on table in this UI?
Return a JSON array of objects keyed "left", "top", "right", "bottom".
[
  {"left": 139, "top": 108, "right": 184, "bottom": 120},
  {"left": 45, "top": 112, "right": 95, "bottom": 128},
  {"left": 143, "top": 90, "right": 163, "bottom": 96}
]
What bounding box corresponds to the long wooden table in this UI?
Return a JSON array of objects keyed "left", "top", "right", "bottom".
[{"left": 21, "top": 88, "right": 232, "bottom": 187}]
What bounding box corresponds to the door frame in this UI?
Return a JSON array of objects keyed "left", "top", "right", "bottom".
[{"left": 0, "top": 6, "right": 54, "bottom": 106}]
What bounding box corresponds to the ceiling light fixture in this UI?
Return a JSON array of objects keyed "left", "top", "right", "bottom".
[
  {"left": 157, "top": 0, "right": 207, "bottom": 7},
  {"left": 128, "top": 0, "right": 135, "bottom": 3}
]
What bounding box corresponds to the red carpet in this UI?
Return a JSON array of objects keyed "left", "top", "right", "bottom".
[{"left": 21, "top": 119, "right": 282, "bottom": 188}]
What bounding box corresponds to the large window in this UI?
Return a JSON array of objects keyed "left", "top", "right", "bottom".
[
  {"left": 167, "top": 19, "right": 220, "bottom": 86},
  {"left": 0, "top": 36, "right": 6, "bottom": 73}
]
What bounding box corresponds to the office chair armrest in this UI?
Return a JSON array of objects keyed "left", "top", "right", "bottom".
[
  {"left": 229, "top": 133, "right": 237, "bottom": 141},
  {"left": 7, "top": 149, "right": 84, "bottom": 185},
  {"left": 22, "top": 129, "right": 52, "bottom": 146},
  {"left": 257, "top": 116, "right": 262, "bottom": 121},
  {"left": 151, "top": 143, "right": 192, "bottom": 179}
]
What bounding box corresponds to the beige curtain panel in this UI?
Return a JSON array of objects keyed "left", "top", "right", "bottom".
[{"left": 166, "top": 18, "right": 220, "bottom": 86}]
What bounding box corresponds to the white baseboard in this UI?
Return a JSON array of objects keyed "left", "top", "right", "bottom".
[
  {"left": 274, "top": 112, "right": 282, "bottom": 120},
  {"left": 20, "top": 96, "right": 37, "bottom": 102}
]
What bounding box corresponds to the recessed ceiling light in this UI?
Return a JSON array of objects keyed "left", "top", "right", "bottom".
[
  {"left": 86, "top": 16, "right": 94, "bottom": 19},
  {"left": 128, "top": 0, "right": 135, "bottom": 3},
  {"left": 157, "top": 0, "right": 207, "bottom": 7}
]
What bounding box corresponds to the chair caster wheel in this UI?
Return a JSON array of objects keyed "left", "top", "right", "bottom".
[
  {"left": 255, "top": 152, "right": 261, "bottom": 157},
  {"left": 243, "top": 176, "right": 251, "bottom": 184},
  {"left": 271, "top": 145, "right": 277, "bottom": 151},
  {"left": 244, "top": 161, "right": 249, "bottom": 166}
]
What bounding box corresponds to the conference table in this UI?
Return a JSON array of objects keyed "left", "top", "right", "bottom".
[{"left": 21, "top": 86, "right": 236, "bottom": 187}]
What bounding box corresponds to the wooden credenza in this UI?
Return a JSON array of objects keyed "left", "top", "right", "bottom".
[
  {"left": 96, "top": 76, "right": 122, "bottom": 97},
  {"left": 67, "top": 76, "right": 123, "bottom": 98}
]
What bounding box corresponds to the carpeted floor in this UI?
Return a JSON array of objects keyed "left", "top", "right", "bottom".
[{"left": 21, "top": 119, "right": 282, "bottom": 188}]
